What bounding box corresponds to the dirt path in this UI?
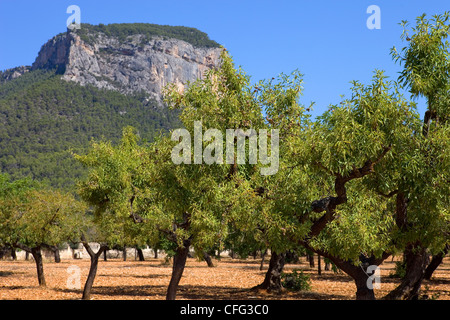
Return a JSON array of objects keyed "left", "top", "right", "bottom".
[{"left": 1, "top": 256, "right": 449, "bottom": 300}]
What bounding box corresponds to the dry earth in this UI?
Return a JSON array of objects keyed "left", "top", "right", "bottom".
[{"left": 0, "top": 255, "right": 449, "bottom": 300}]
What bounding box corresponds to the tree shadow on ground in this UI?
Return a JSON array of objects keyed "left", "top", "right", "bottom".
[
  {"left": 98, "top": 273, "right": 166, "bottom": 279},
  {"left": 177, "top": 285, "right": 350, "bottom": 300},
  {"left": 91, "top": 284, "right": 167, "bottom": 298},
  {"left": 51, "top": 283, "right": 349, "bottom": 300}
]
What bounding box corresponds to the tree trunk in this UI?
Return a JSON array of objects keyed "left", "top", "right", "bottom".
[
  {"left": 260, "top": 249, "right": 267, "bottom": 271},
  {"left": 338, "top": 257, "right": 377, "bottom": 300},
  {"left": 103, "top": 249, "right": 107, "bottom": 261},
  {"left": 255, "top": 251, "right": 286, "bottom": 293},
  {"left": 154, "top": 248, "right": 158, "bottom": 259},
  {"left": 384, "top": 244, "right": 429, "bottom": 300},
  {"left": 166, "top": 240, "right": 191, "bottom": 300},
  {"left": 42, "top": 244, "right": 61, "bottom": 263},
  {"left": 301, "top": 243, "right": 388, "bottom": 300},
  {"left": 308, "top": 252, "right": 315, "bottom": 268},
  {"left": 318, "top": 255, "right": 322, "bottom": 275},
  {"left": 10, "top": 248, "right": 16, "bottom": 260},
  {"left": 354, "top": 270, "right": 376, "bottom": 300},
  {"left": 424, "top": 245, "right": 448, "bottom": 280},
  {"left": 136, "top": 248, "right": 145, "bottom": 261},
  {"left": 83, "top": 253, "right": 100, "bottom": 300},
  {"left": 54, "top": 248, "right": 61, "bottom": 263},
  {"left": 325, "top": 258, "right": 330, "bottom": 271},
  {"left": 31, "top": 246, "right": 46, "bottom": 287},
  {"left": 82, "top": 243, "right": 107, "bottom": 300},
  {"left": 329, "top": 255, "right": 376, "bottom": 300},
  {"left": 123, "top": 247, "right": 127, "bottom": 261},
  {"left": 203, "top": 252, "right": 214, "bottom": 267}
]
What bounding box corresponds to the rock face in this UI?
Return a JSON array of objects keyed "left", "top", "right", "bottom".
[
  {"left": 0, "top": 66, "right": 31, "bottom": 82},
  {"left": 30, "top": 28, "right": 222, "bottom": 102}
]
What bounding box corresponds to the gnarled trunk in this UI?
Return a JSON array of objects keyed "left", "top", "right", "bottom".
[
  {"left": 255, "top": 251, "right": 286, "bottom": 293},
  {"left": 301, "top": 242, "right": 388, "bottom": 300},
  {"left": 384, "top": 244, "right": 429, "bottom": 300}
]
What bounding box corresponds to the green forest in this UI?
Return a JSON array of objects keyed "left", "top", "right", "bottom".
[{"left": 0, "top": 69, "right": 180, "bottom": 189}]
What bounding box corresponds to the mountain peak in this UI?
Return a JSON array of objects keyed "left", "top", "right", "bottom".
[{"left": 31, "top": 23, "right": 222, "bottom": 101}]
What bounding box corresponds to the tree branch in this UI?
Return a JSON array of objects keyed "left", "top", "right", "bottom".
[
  {"left": 80, "top": 233, "right": 108, "bottom": 258},
  {"left": 303, "top": 145, "right": 392, "bottom": 238},
  {"left": 315, "top": 161, "right": 336, "bottom": 176},
  {"left": 377, "top": 189, "right": 399, "bottom": 198}
]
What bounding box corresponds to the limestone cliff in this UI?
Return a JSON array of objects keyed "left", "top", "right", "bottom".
[{"left": 30, "top": 24, "right": 222, "bottom": 102}]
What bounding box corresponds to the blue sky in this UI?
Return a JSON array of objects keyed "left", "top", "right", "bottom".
[{"left": 1, "top": 0, "right": 448, "bottom": 117}]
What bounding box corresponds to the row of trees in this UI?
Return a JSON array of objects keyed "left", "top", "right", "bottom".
[{"left": 0, "top": 13, "right": 449, "bottom": 300}]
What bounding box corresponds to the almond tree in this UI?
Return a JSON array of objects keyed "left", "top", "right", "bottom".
[
  {"left": 75, "top": 127, "right": 159, "bottom": 299},
  {"left": 0, "top": 179, "right": 85, "bottom": 287},
  {"left": 76, "top": 210, "right": 152, "bottom": 300},
  {"left": 382, "top": 12, "right": 450, "bottom": 299},
  {"left": 159, "top": 49, "right": 307, "bottom": 299}
]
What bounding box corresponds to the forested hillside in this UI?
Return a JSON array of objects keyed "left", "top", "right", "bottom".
[{"left": 0, "top": 69, "right": 181, "bottom": 189}]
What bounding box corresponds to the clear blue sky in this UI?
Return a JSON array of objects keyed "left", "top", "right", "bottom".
[{"left": 1, "top": 0, "right": 448, "bottom": 117}]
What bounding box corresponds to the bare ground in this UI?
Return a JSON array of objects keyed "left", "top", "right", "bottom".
[{"left": 0, "top": 256, "right": 449, "bottom": 300}]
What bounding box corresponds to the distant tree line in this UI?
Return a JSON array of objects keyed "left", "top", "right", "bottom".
[{"left": 73, "top": 23, "right": 221, "bottom": 48}]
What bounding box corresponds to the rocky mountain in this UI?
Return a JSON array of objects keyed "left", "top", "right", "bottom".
[
  {"left": 30, "top": 23, "right": 222, "bottom": 102},
  {"left": 0, "top": 23, "right": 221, "bottom": 189}
]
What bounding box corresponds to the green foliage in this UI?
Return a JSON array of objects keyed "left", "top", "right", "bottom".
[
  {"left": 163, "top": 49, "right": 308, "bottom": 254},
  {"left": 76, "top": 50, "right": 308, "bottom": 260},
  {"left": 0, "top": 181, "right": 87, "bottom": 249},
  {"left": 392, "top": 12, "right": 450, "bottom": 101},
  {"left": 389, "top": 260, "right": 407, "bottom": 279},
  {"left": 0, "top": 172, "right": 37, "bottom": 199},
  {"left": 73, "top": 23, "right": 220, "bottom": 48},
  {"left": 281, "top": 269, "right": 311, "bottom": 291},
  {"left": 0, "top": 69, "right": 180, "bottom": 190},
  {"left": 75, "top": 126, "right": 159, "bottom": 248},
  {"left": 388, "top": 12, "right": 450, "bottom": 256}
]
